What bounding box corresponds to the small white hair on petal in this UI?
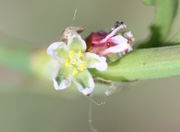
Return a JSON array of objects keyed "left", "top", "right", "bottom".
[
  {"left": 47, "top": 42, "right": 67, "bottom": 60},
  {"left": 85, "top": 52, "right": 108, "bottom": 71},
  {"left": 67, "top": 34, "right": 87, "bottom": 50}
]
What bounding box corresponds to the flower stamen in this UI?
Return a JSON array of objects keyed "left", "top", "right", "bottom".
[
  {"left": 69, "top": 50, "right": 74, "bottom": 59},
  {"left": 72, "top": 68, "right": 78, "bottom": 76},
  {"left": 80, "top": 60, "right": 86, "bottom": 71},
  {"left": 65, "top": 59, "right": 70, "bottom": 67},
  {"left": 78, "top": 50, "right": 83, "bottom": 57}
]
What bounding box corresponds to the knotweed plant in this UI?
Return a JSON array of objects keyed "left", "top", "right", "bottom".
[{"left": 47, "top": 22, "right": 134, "bottom": 96}]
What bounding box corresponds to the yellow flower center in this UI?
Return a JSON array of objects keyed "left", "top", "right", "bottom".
[
  {"left": 69, "top": 50, "right": 74, "bottom": 59},
  {"left": 80, "top": 60, "right": 85, "bottom": 71},
  {"left": 78, "top": 50, "right": 83, "bottom": 57},
  {"left": 72, "top": 68, "right": 78, "bottom": 76},
  {"left": 65, "top": 50, "right": 86, "bottom": 76},
  {"left": 65, "top": 60, "right": 70, "bottom": 67}
]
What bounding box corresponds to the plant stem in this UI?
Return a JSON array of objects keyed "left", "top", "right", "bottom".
[
  {"left": 1, "top": 44, "right": 180, "bottom": 81},
  {"left": 92, "top": 45, "right": 180, "bottom": 81},
  {"left": 0, "top": 45, "right": 31, "bottom": 73}
]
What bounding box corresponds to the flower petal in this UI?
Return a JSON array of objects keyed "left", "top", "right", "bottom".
[
  {"left": 52, "top": 66, "right": 72, "bottom": 90},
  {"left": 102, "top": 35, "right": 133, "bottom": 55},
  {"left": 68, "top": 34, "right": 87, "bottom": 52},
  {"left": 85, "top": 52, "right": 107, "bottom": 71},
  {"left": 124, "top": 31, "right": 133, "bottom": 39},
  {"left": 47, "top": 42, "right": 68, "bottom": 61},
  {"left": 123, "top": 31, "right": 135, "bottom": 42},
  {"left": 92, "top": 24, "right": 127, "bottom": 44},
  {"left": 73, "top": 70, "right": 95, "bottom": 96}
]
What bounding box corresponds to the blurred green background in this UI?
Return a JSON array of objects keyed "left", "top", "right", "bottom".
[{"left": 1, "top": 0, "right": 180, "bottom": 132}]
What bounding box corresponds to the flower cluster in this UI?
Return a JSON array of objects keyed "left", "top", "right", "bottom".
[{"left": 47, "top": 23, "right": 134, "bottom": 96}]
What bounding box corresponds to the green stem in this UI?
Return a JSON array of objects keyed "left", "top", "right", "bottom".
[
  {"left": 92, "top": 45, "right": 180, "bottom": 81},
  {"left": 1, "top": 44, "right": 180, "bottom": 81},
  {"left": 0, "top": 45, "right": 31, "bottom": 73}
]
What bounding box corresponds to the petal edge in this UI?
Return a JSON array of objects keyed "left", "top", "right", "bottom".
[
  {"left": 47, "top": 42, "right": 67, "bottom": 61},
  {"left": 85, "top": 52, "right": 108, "bottom": 71},
  {"left": 74, "top": 70, "right": 95, "bottom": 96},
  {"left": 68, "top": 34, "right": 87, "bottom": 52}
]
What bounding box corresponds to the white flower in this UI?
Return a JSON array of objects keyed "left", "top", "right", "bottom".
[{"left": 47, "top": 34, "right": 107, "bottom": 96}]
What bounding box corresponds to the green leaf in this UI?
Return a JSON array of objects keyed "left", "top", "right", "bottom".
[
  {"left": 154, "top": 0, "right": 178, "bottom": 39},
  {"left": 171, "top": 32, "right": 180, "bottom": 44},
  {"left": 139, "top": 0, "right": 178, "bottom": 48},
  {"left": 92, "top": 45, "right": 180, "bottom": 81}
]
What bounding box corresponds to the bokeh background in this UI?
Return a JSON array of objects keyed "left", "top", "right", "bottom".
[{"left": 0, "top": 0, "right": 180, "bottom": 132}]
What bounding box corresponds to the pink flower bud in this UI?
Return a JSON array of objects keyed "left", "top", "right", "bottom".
[{"left": 86, "top": 22, "right": 134, "bottom": 56}]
